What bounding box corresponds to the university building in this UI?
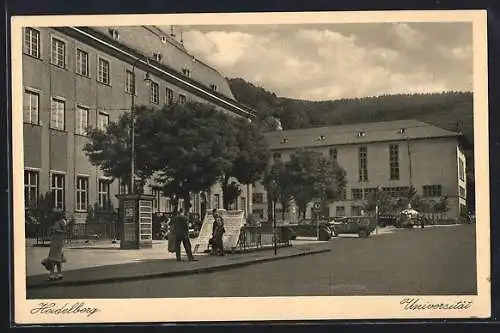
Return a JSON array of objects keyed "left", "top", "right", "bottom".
[
  {"left": 252, "top": 119, "right": 468, "bottom": 221},
  {"left": 22, "top": 25, "right": 256, "bottom": 224}
]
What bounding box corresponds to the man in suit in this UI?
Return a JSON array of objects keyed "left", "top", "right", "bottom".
[{"left": 172, "top": 208, "right": 195, "bottom": 261}]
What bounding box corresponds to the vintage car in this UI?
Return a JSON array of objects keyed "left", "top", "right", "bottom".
[{"left": 327, "top": 216, "right": 377, "bottom": 238}]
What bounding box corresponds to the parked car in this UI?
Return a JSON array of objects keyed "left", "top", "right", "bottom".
[{"left": 327, "top": 216, "right": 377, "bottom": 238}]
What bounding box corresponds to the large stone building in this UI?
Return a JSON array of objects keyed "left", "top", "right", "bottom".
[
  {"left": 22, "top": 25, "right": 256, "bottom": 223},
  {"left": 252, "top": 119, "right": 468, "bottom": 221}
]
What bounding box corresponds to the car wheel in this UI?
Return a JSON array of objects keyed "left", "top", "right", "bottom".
[{"left": 358, "top": 229, "right": 368, "bottom": 238}]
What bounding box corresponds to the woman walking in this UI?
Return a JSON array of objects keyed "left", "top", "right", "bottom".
[{"left": 42, "top": 212, "right": 68, "bottom": 281}]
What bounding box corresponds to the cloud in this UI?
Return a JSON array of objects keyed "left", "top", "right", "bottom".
[
  {"left": 392, "top": 23, "right": 426, "bottom": 50},
  {"left": 180, "top": 23, "right": 472, "bottom": 101}
]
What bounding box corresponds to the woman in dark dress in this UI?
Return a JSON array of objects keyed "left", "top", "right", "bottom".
[{"left": 212, "top": 209, "right": 225, "bottom": 256}]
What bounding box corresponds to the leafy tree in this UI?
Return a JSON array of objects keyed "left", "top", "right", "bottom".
[
  {"left": 220, "top": 117, "right": 271, "bottom": 209},
  {"left": 434, "top": 196, "right": 450, "bottom": 220},
  {"left": 223, "top": 181, "right": 242, "bottom": 209},
  {"left": 363, "top": 188, "right": 395, "bottom": 216},
  {"left": 262, "top": 160, "right": 294, "bottom": 220},
  {"left": 144, "top": 102, "right": 238, "bottom": 211},
  {"left": 285, "top": 150, "right": 347, "bottom": 219},
  {"left": 84, "top": 107, "right": 156, "bottom": 190}
]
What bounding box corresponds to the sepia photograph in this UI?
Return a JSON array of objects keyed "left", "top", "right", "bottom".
[{"left": 12, "top": 10, "right": 490, "bottom": 324}]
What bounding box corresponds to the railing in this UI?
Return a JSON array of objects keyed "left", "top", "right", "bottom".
[{"left": 235, "top": 225, "right": 294, "bottom": 252}]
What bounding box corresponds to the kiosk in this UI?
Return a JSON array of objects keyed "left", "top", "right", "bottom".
[{"left": 116, "top": 193, "right": 154, "bottom": 249}]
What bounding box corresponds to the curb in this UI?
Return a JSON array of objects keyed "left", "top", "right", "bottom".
[{"left": 27, "top": 247, "right": 331, "bottom": 289}]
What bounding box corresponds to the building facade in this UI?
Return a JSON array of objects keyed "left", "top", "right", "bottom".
[
  {"left": 252, "top": 119, "right": 467, "bottom": 221},
  {"left": 22, "top": 25, "right": 255, "bottom": 223}
]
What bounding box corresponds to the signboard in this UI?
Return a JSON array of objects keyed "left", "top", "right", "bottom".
[
  {"left": 138, "top": 200, "right": 152, "bottom": 241},
  {"left": 193, "top": 210, "right": 245, "bottom": 253},
  {"left": 123, "top": 200, "right": 136, "bottom": 242}
]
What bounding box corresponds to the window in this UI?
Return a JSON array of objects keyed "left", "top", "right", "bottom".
[
  {"left": 272, "top": 152, "right": 282, "bottom": 162},
  {"left": 459, "top": 186, "right": 466, "bottom": 198},
  {"left": 24, "top": 89, "right": 39, "bottom": 124},
  {"left": 76, "top": 49, "right": 89, "bottom": 76},
  {"left": 165, "top": 87, "right": 174, "bottom": 105},
  {"left": 51, "top": 173, "right": 65, "bottom": 209},
  {"left": 98, "top": 58, "right": 110, "bottom": 84},
  {"left": 153, "top": 52, "right": 163, "bottom": 62},
  {"left": 351, "top": 205, "right": 362, "bottom": 216},
  {"left": 364, "top": 188, "right": 378, "bottom": 200},
  {"left": 98, "top": 179, "right": 111, "bottom": 208},
  {"left": 24, "top": 170, "right": 39, "bottom": 208},
  {"left": 389, "top": 144, "right": 399, "bottom": 180},
  {"left": 50, "top": 98, "right": 65, "bottom": 130},
  {"left": 76, "top": 176, "right": 89, "bottom": 211},
  {"left": 182, "top": 67, "right": 191, "bottom": 77},
  {"left": 382, "top": 186, "right": 410, "bottom": 198},
  {"left": 214, "top": 194, "right": 220, "bottom": 209},
  {"left": 152, "top": 187, "right": 161, "bottom": 212},
  {"left": 329, "top": 148, "right": 337, "bottom": 161},
  {"left": 179, "top": 94, "right": 187, "bottom": 105},
  {"left": 126, "top": 70, "right": 135, "bottom": 94},
  {"left": 335, "top": 206, "right": 345, "bottom": 217},
  {"left": 24, "top": 28, "right": 40, "bottom": 58},
  {"left": 76, "top": 106, "right": 89, "bottom": 135},
  {"left": 209, "top": 84, "right": 217, "bottom": 91},
  {"left": 150, "top": 81, "right": 160, "bottom": 104},
  {"left": 252, "top": 193, "right": 264, "bottom": 204},
  {"left": 351, "top": 189, "right": 363, "bottom": 200},
  {"left": 51, "top": 37, "right": 66, "bottom": 68},
  {"left": 459, "top": 159, "right": 465, "bottom": 181},
  {"left": 358, "top": 146, "right": 368, "bottom": 182},
  {"left": 422, "top": 185, "right": 442, "bottom": 197},
  {"left": 98, "top": 112, "right": 109, "bottom": 131},
  {"left": 119, "top": 181, "right": 129, "bottom": 195}
]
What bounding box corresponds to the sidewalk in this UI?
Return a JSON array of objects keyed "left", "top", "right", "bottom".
[{"left": 26, "top": 243, "right": 331, "bottom": 289}]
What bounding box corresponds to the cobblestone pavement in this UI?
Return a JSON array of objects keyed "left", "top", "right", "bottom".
[{"left": 27, "top": 224, "right": 476, "bottom": 298}]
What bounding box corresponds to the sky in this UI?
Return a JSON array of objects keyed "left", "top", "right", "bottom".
[{"left": 170, "top": 22, "right": 473, "bottom": 101}]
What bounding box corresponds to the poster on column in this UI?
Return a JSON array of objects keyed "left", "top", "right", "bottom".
[{"left": 192, "top": 210, "right": 245, "bottom": 253}]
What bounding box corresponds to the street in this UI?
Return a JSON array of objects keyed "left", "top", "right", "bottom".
[{"left": 27, "top": 224, "right": 477, "bottom": 298}]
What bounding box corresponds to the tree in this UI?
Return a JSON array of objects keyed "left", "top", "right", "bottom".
[
  {"left": 434, "top": 196, "right": 450, "bottom": 220},
  {"left": 220, "top": 117, "right": 271, "bottom": 209},
  {"left": 145, "top": 102, "right": 238, "bottom": 211},
  {"left": 363, "top": 188, "right": 395, "bottom": 216},
  {"left": 25, "top": 191, "right": 64, "bottom": 244},
  {"left": 262, "top": 160, "right": 294, "bottom": 221},
  {"left": 285, "top": 150, "right": 347, "bottom": 219},
  {"left": 223, "top": 181, "right": 242, "bottom": 209},
  {"left": 84, "top": 107, "right": 157, "bottom": 190}
]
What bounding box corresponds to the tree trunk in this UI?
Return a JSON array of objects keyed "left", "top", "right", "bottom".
[
  {"left": 182, "top": 191, "right": 191, "bottom": 213},
  {"left": 200, "top": 192, "right": 207, "bottom": 222},
  {"left": 221, "top": 174, "right": 230, "bottom": 210}
]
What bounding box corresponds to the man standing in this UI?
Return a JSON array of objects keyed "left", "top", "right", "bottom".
[{"left": 172, "top": 208, "right": 195, "bottom": 261}]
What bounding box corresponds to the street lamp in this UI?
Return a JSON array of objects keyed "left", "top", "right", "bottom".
[
  {"left": 129, "top": 56, "right": 151, "bottom": 194},
  {"left": 271, "top": 180, "right": 277, "bottom": 256}
]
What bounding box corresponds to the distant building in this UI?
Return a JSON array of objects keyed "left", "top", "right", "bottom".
[
  {"left": 22, "top": 26, "right": 256, "bottom": 224},
  {"left": 252, "top": 119, "right": 468, "bottom": 221}
]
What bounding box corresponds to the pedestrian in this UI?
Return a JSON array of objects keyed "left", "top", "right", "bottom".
[
  {"left": 172, "top": 208, "right": 196, "bottom": 261},
  {"left": 42, "top": 211, "right": 68, "bottom": 281},
  {"left": 212, "top": 209, "right": 225, "bottom": 256}
]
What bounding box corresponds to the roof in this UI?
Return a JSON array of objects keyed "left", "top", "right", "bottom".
[
  {"left": 264, "top": 119, "right": 461, "bottom": 150},
  {"left": 89, "top": 26, "right": 235, "bottom": 99}
]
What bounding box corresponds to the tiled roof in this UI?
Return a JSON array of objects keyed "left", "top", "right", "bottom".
[
  {"left": 90, "top": 26, "right": 235, "bottom": 99},
  {"left": 264, "top": 119, "right": 460, "bottom": 150}
]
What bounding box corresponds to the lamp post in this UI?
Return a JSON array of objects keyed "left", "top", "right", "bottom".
[
  {"left": 271, "top": 180, "right": 277, "bottom": 256},
  {"left": 129, "top": 56, "right": 151, "bottom": 194}
]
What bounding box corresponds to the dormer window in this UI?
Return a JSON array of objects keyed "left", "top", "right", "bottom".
[
  {"left": 209, "top": 84, "right": 218, "bottom": 92},
  {"left": 161, "top": 36, "right": 167, "bottom": 43},
  {"left": 357, "top": 131, "right": 366, "bottom": 137},
  {"left": 280, "top": 138, "right": 289, "bottom": 144},
  {"left": 108, "top": 28, "right": 120, "bottom": 40},
  {"left": 398, "top": 128, "right": 407, "bottom": 134},
  {"left": 153, "top": 52, "right": 163, "bottom": 62},
  {"left": 182, "top": 67, "right": 191, "bottom": 77},
  {"left": 317, "top": 135, "right": 326, "bottom": 141}
]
